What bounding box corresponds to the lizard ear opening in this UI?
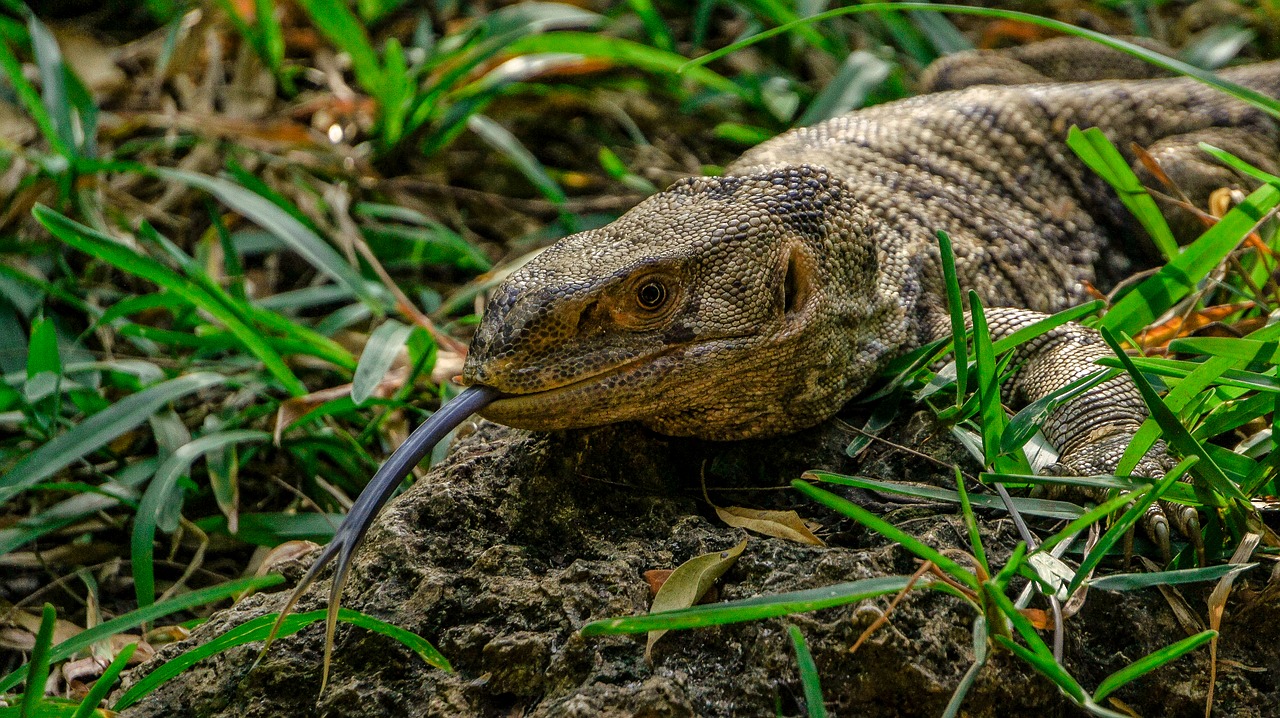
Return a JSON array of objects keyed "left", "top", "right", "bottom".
[{"left": 782, "top": 246, "right": 812, "bottom": 317}]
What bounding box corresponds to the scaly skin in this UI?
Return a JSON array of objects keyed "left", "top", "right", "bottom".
[
  {"left": 277, "top": 43, "right": 1280, "bottom": 691},
  {"left": 465, "top": 56, "right": 1280, "bottom": 456}
]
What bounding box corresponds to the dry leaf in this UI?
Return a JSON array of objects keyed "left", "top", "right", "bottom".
[
  {"left": 1210, "top": 187, "right": 1235, "bottom": 218},
  {"left": 111, "top": 635, "right": 154, "bottom": 664},
  {"left": 0, "top": 605, "right": 82, "bottom": 650},
  {"left": 1206, "top": 533, "right": 1261, "bottom": 717},
  {"left": 273, "top": 366, "right": 408, "bottom": 444},
  {"left": 143, "top": 625, "right": 190, "bottom": 646},
  {"left": 714, "top": 506, "right": 825, "bottom": 546},
  {"left": 979, "top": 20, "right": 1055, "bottom": 48},
  {"left": 431, "top": 349, "right": 466, "bottom": 386},
  {"left": 646, "top": 539, "right": 747, "bottom": 661},
  {"left": 643, "top": 569, "right": 674, "bottom": 597},
  {"left": 257, "top": 540, "right": 321, "bottom": 577},
  {"left": 52, "top": 25, "right": 127, "bottom": 97},
  {"left": 1138, "top": 302, "right": 1254, "bottom": 349},
  {"left": 1022, "top": 607, "right": 1054, "bottom": 630}
]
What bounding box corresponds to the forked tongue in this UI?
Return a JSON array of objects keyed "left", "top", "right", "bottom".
[{"left": 256, "top": 385, "right": 500, "bottom": 693}]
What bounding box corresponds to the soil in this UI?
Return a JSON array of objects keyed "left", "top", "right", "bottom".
[{"left": 117, "top": 412, "right": 1280, "bottom": 717}]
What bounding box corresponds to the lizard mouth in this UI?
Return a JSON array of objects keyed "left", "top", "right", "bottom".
[{"left": 467, "top": 344, "right": 690, "bottom": 428}]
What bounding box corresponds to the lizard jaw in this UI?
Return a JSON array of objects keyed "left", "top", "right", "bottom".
[{"left": 470, "top": 344, "right": 689, "bottom": 430}]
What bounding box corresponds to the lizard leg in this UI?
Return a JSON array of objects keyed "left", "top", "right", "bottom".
[
  {"left": 979, "top": 308, "right": 1183, "bottom": 558},
  {"left": 920, "top": 36, "right": 1176, "bottom": 92},
  {"left": 1132, "top": 128, "right": 1280, "bottom": 242}
]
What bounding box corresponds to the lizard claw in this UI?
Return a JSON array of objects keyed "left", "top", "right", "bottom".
[
  {"left": 1175, "top": 506, "right": 1205, "bottom": 566},
  {"left": 1143, "top": 504, "right": 1172, "bottom": 565}
]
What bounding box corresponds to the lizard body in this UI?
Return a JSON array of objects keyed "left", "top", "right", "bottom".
[
  {"left": 269, "top": 43, "right": 1280, "bottom": 687},
  {"left": 464, "top": 59, "right": 1280, "bottom": 448}
]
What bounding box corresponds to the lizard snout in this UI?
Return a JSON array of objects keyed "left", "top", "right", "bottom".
[{"left": 461, "top": 282, "right": 600, "bottom": 393}]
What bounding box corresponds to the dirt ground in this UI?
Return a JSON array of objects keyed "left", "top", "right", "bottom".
[{"left": 117, "top": 411, "right": 1280, "bottom": 717}]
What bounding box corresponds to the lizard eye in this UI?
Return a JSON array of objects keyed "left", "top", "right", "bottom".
[{"left": 636, "top": 281, "right": 667, "bottom": 310}]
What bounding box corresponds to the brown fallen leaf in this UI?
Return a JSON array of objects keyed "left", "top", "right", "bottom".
[
  {"left": 714, "top": 506, "right": 825, "bottom": 546},
  {"left": 273, "top": 365, "right": 409, "bottom": 444},
  {"left": 646, "top": 538, "right": 748, "bottom": 661},
  {"left": 644, "top": 569, "right": 674, "bottom": 597},
  {"left": 431, "top": 349, "right": 466, "bottom": 386},
  {"left": 51, "top": 24, "right": 127, "bottom": 98},
  {"left": 1137, "top": 302, "right": 1254, "bottom": 350},
  {"left": 0, "top": 604, "right": 82, "bottom": 650},
  {"left": 978, "top": 21, "right": 1056, "bottom": 49},
  {"left": 111, "top": 634, "right": 154, "bottom": 665},
  {"left": 257, "top": 540, "right": 322, "bottom": 577},
  {"left": 1206, "top": 532, "right": 1261, "bottom": 718},
  {"left": 1022, "top": 607, "right": 1053, "bottom": 631},
  {"left": 143, "top": 625, "right": 190, "bottom": 646},
  {"left": 1210, "top": 187, "right": 1236, "bottom": 219}
]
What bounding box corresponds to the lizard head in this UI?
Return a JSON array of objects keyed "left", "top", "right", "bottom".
[{"left": 461, "top": 165, "right": 906, "bottom": 440}]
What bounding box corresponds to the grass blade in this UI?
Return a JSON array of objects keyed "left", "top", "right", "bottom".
[
  {"left": 942, "top": 618, "right": 988, "bottom": 718},
  {"left": 938, "top": 231, "right": 967, "bottom": 404},
  {"left": 0, "top": 25, "right": 65, "bottom": 157},
  {"left": 504, "top": 32, "right": 745, "bottom": 98},
  {"left": 683, "top": 4, "right": 1280, "bottom": 118},
  {"left": 1089, "top": 563, "right": 1255, "bottom": 591},
  {"left": 1101, "top": 329, "right": 1246, "bottom": 502},
  {"left": 1001, "top": 368, "right": 1115, "bottom": 456},
  {"left": 1092, "top": 630, "right": 1216, "bottom": 702},
  {"left": 112, "top": 608, "right": 449, "bottom": 710},
  {"left": 0, "top": 575, "right": 283, "bottom": 694},
  {"left": 1036, "top": 489, "right": 1153, "bottom": 556},
  {"left": 580, "top": 575, "right": 916, "bottom": 635},
  {"left": 34, "top": 206, "right": 306, "bottom": 396},
  {"left": 1198, "top": 143, "right": 1280, "bottom": 186},
  {"left": 953, "top": 466, "right": 988, "bottom": 575},
  {"left": 352, "top": 320, "right": 413, "bottom": 406},
  {"left": 19, "top": 605, "right": 57, "bottom": 718},
  {"left": 1114, "top": 321, "right": 1280, "bottom": 474},
  {"left": 467, "top": 115, "right": 567, "bottom": 206},
  {"left": 133, "top": 431, "right": 271, "bottom": 609},
  {"left": 991, "top": 635, "right": 1086, "bottom": 704},
  {"left": 985, "top": 580, "right": 1054, "bottom": 660},
  {"left": 294, "top": 0, "right": 382, "bottom": 97},
  {"left": 152, "top": 169, "right": 378, "bottom": 305},
  {"left": 797, "top": 50, "right": 893, "bottom": 126},
  {"left": 1166, "top": 336, "right": 1280, "bottom": 366},
  {"left": 69, "top": 642, "right": 137, "bottom": 718},
  {"left": 195, "top": 512, "right": 343, "bottom": 546},
  {"left": 970, "top": 291, "right": 1024, "bottom": 473},
  {"left": 1067, "top": 456, "right": 1197, "bottom": 596},
  {"left": 26, "top": 13, "right": 76, "bottom": 161},
  {"left": 0, "top": 373, "right": 225, "bottom": 502},
  {"left": 990, "top": 301, "right": 1105, "bottom": 355},
  {"left": 1067, "top": 126, "right": 1176, "bottom": 260},
  {"left": 793, "top": 479, "right": 977, "bottom": 589},
  {"left": 807, "top": 471, "right": 1084, "bottom": 520},
  {"left": 788, "top": 625, "right": 828, "bottom": 718},
  {"left": 1102, "top": 183, "right": 1280, "bottom": 335}
]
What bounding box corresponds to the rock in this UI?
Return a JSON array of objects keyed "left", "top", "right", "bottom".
[{"left": 119, "top": 416, "right": 1280, "bottom": 717}]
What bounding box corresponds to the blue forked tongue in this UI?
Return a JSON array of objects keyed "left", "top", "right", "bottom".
[{"left": 256, "top": 385, "right": 501, "bottom": 693}]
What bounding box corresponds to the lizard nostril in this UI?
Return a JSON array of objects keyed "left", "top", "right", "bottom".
[{"left": 574, "top": 299, "right": 598, "bottom": 332}]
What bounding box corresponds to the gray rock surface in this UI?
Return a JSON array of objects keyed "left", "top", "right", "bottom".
[{"left": 119, "top": 416, "right": 1280, "bottom": 717}]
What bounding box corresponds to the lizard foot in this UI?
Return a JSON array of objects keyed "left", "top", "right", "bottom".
[{"left": 1040, "top": 442, "right": 1199, "bottom": 566}]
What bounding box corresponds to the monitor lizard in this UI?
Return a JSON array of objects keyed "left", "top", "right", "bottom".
[{"left": 262, "top": 39, "right": 1280, "bottom": 687}]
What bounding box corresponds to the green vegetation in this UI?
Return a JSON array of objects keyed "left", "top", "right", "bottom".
[{"left": 0, "top": 1, "right": 1278, "bottom": 715}]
